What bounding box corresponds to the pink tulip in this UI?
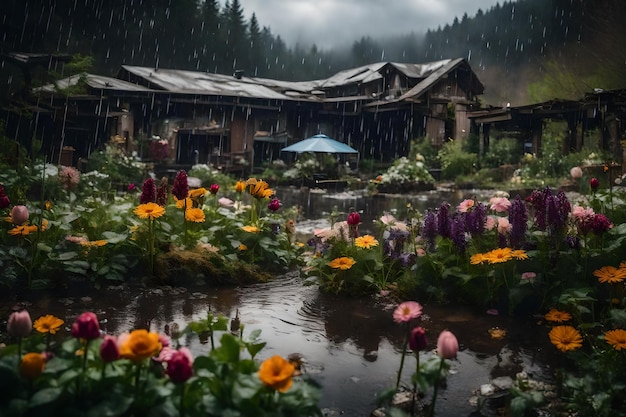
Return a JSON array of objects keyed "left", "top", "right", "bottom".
[
  {"left": 11, "top": 205, "right": 29, "bottom": 225},
  {"left": 8, "top": 310, "right": 32, "bottom": 338},
  {"left": 71, "top": 312, "right": 101, "bottom": 340},
  {"left": 100, "top": 335, "right": 120, "bottom": 362},
  {"left": 436, "top": 330, "right": 459, "bottom": 359}
]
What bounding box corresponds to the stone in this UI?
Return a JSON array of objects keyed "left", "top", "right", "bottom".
[{"left": 480, "top": 383, "right": 495, "bottom": 396}]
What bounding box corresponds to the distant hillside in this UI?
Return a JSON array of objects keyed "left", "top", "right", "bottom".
[{"left": 1, "top": 0, "right": 623, "bottom": 107}]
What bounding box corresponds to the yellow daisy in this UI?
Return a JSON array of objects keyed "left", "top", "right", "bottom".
[
  {"left": 327, "top": 257, "right": 356, "bottom": 270},
  {"left": 133, "top": 202, "right": 165, "bottom": 220},
  {"left": 34, "top": 315, "right": 64, "bottom": 335},
  {"left": 605, "top": 329, "right": 626, "bottom": 350},
  {"left": 544, "top": 308, "right": 571, "bottom": 323},
  {"left": 354, "top": 235, "right": 379, "bottom": 249},
  {"left": 594, "top": 266, "right": 626, "bottom": 284},
  {"left": 185, "top": 207, "right": 206, "bottom": 223},
  {"left": 549, "top": 325, "right": 583, "bottom": 352}
]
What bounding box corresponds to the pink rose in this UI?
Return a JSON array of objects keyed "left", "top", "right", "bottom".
[{"left": 165, "top": 347, "right": 194, "bottom": 383}]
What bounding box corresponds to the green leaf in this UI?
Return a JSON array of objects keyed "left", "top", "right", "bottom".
[
  {"left": 245, "top": 342, "right": 266, "bottom": 359},
  {"left": 29, "top": 387, "right": 63, "bottom": 407},
  {"left": 86, "top": 396, "right": 133, "bottom": 417},
  {"left": 217, "top": 333, "right": 241, "bottom": 363},
  {"left": 58, "top": 251, "right": 79, "bottom": 261}
]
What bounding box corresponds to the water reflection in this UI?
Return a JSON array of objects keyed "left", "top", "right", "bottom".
[{"left": 4, "top": 272, "right": 553, "bottom": 416}]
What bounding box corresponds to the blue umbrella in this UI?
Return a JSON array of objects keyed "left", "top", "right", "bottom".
[{"left": 280, "top": 134, "right": 358, "bottom": 154}]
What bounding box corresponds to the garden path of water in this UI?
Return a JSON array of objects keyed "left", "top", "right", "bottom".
[{"left": 4, "top": 187, "right": 557, "bottom": 416}]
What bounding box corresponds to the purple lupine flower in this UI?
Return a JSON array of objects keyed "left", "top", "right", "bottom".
[
  {"left": 385, "top": 229, "right": 409, "bottom": 257},
  {"left": 398, "top": 252, "right": 417, "bottom": 268},
  {"left": 450, "top": 214, "right": 467, "bottom": 253},
  {"left": 139, "top": 178, "right": 156, "bottom": 204},
  {"left": 437, "top": 202, "right": 451, "bottom": 239},
  {"left": 508, "top": 195, "right": 528, "bottom": 249},
  {"left": 465, "top": 202, "right": 487, "bottom": 236},
  {"left": 421, "top": 210, "right": 438, "bottom": 252},
  {"left": 171, "top": 170, "right": 189, "bottom": 201},
  {"left": 546, "top": 190, "right": 571, "bottom": 232},
  {"left": 565, "top": 235, "right": 581, "bottom": 249},
  {"left": 156, "top": 179, "right": 169, "bottom": 207},
  {"left": 528, "top": 188, "right": 550, "bottom": 231}
]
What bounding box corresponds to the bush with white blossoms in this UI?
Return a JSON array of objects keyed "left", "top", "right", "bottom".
[{"left": 378, "top": 156, "right": 435, "bottom": 186}]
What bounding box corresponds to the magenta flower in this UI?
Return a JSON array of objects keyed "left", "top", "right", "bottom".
[
  {"left": 8, "top": 310, "right": 32, "bottom": 338},
  {"left": 436, "top": 330, "right": 459, "bottom": 359},
  {"left": 347, "top": 211, "right": 360, "bottom": 226},
  {"left": 409, "top": 326, "right": 428, "bottom": 352},
  {"left": 100, "top": 335, "right": 120, "bottom": 362},
  {"left": 11, "top": 205, "right": 29, "bottom": 225},
  {"left": 127, "top": 183, "right": 136, "bottom": 192},
  {"left": 172, "top": 170, "right": 189, "bottom": 201},
  {"left": 590, "top": 177, "right": 600, "bottom": 190},
  {"left": 209, "top": 183, "right": 219, "bottom": 195},
  {"left": 139, "top": 178, "right": 156, "bottom": 204},
  {"left": 71, "top": 312, "right": 101, "bottom": 340},
  {"left": 393, "top": 301, "right": 423, "bottom": 323},
  {"left": 267, "top": 198, "right": 282, "bottom": 212},
  {"left": 0, "top": 184, "right": 10, "bottom": 209},
  {"left": 165, "top": 347, "right": 194, "bottom": 383}
]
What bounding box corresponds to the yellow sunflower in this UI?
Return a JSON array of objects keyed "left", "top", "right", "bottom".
[
  {"left": 605, "top": 329, "right": 626, "bottom": 350},
  {"left": 245, "top": 178, "right": 274, "bottom": 199},
  {"left": 34, "top": 315, "right": 64, "bottom": 334},
  {"left": 241, "top": 225, "right": 260, "bottom": 233},
  {"left": 354, "top": 235, "right": 379, "bottom": 249},
  {"left": 188, "top": 188, "right": 208, "bottom": 199},
  {"left": 234, "top": 181, "right": 246, "bottom": 193},
  {"left": 133, "top": 202, "right": 165, "bottom": 220},
  {"left": 594, "top": 266, "right": 626, "bottom": 284},
  {"left": 175, "top": 197, "right": 193, "bottom": 209},
  {"left": 549, "top": 325, "right": 583, "bottom": 352},
  {"left": 327, "top": 257, "right": 356, "bottom": 270},
  {"left": 544, "top": 308, "right": 571, "bottom": 323},
  {"left": 185, "top": 207, "right": 206, "bottom": 223}
]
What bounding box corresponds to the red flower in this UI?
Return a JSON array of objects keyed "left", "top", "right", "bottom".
[
  {"left": 100, "top": 335, "right": 120, "bottom": 362},
  {"left": 209, "top": 183, "right": 220, "bottom": 195},
  {"left": 267, "top": 198, "right": 282, "bottom": 212},
  {"left": 165, "top": 347, "right": 194, "bottom": 383},
  {"left": 172, "top": 170, "right": 189, "bottom": 201},
  {"left": 347, "top": 211, "right": 360, "bottom": 226},
  {"left": 590, "top": 177, "right": 600, "bottom": 190},
  {"left": 71, "top": 312, "right": 101, "bottom": 340},
  {"left": 0, "top": 184, "right": 10, "bottom": 209},
  {"left": 409, "top": 326, "right": 428, "bottom": 352}
]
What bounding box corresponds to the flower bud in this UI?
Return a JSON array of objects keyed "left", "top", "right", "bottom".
[
  {"left": 267, "top": 198, "right": 282, "bottom": 212},
  {"left": 409, "top": 326, "right": 428, "bottom": 352},
  {"left": 71, "top": 312, "right": 101, "bottom": 340},
  {"left": 436, "top": 330, "right": 459, "bottom": 359},
  {"left": 347, "top": 211, "right": 360, "bottom": 226},
  {"left": 20, "top": 352, "right": 46, "bottom": 379},
  {"left": 8, "top": 310, "right": 32, "bottom": 338},
  {"left": 165, "top": 347, "right": 194, "bottom": 383},
  {"left": 590, "top": 177, "right": 600, "bottom": 190},
  {"left": 99, "top": 335, "right": 120, "bottom": 363},
  {"left": 209, "top": 183, "right": 219, "bottom": 195},
  {"left": 11, "top": 205, "right": 29, "bottom": 225}
]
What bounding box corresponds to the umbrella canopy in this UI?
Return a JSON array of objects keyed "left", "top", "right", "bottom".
[{"left": 280, "top": 134, "right": 358, "bottom": 154}]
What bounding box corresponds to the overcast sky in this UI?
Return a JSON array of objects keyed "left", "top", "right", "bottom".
[{"left": 220, "top": 0, "right": 509, "bottom": 49}]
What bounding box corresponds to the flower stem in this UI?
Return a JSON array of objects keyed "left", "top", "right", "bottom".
[
  {"left": 430, "top": 358, "right": 445, "bottom": 417},
  {"left": 395, "top": 325, "right": 410, "bottom": 389}
]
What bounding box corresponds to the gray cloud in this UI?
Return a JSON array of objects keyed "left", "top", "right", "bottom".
[{"left": 224, "top": 0, "right": 506, "bottom": 49}]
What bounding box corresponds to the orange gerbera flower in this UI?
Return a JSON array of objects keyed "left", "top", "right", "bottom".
[
  {"left": 133, "top": 202, "right": 165, "bottom": 220},
  {"left": 234, "top": 181, "right": 246, "bottom": 193},
  {"left": 188, "top": 188, "right": 208, "bottom": 199},
  {"left": 118, "top": 329, "right": 162, "bottom": 361},
  {"left": 185, "top": 207, "right": 206, "bottom": 223},
  {"left": 510, "top": 249, "right": 529, "bottom": 260},
  {"left": 245, "top": 178, "right": 274, "bottom": 199},
  {"left": 605, "top": 329, "right": 626, "bottom": 350},
  {"left": 544, "top": 308, "right": 571, "bottom": 323},
  {"left": 469, "top": 253, "right": 486, "bottom": 265},
  {"left": 34, "top": 315, "right": 64, "bottom": 334},
  {"left": 327, "top": 257, "right": 356, "bottom": 270},
  {"left": 594, "top": 266, "right": 626, "bottom": 284},
  {"left": 241, "top": 225, "right": 260, "bottom": 233},
  {"left": 354, "top": 235, "right": 379, "bottom": 249},
  {"left": 549, "top": 325, "right": 583, "bottom": 352},
  {"left": 258, "top": 355, "right": 295, "bottom": 392}
]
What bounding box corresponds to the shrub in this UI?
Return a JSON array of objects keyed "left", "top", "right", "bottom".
[{"left": 438, "top": 139, "right": 477, "bottom": 181}]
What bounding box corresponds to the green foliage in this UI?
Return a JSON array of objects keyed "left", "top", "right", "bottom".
[
  {"left": 482, "top": 137, "right": 523, "bottom": 168},
  {"left": 437, "top": 139, "right": 477, "bottom": 181},
  {"left": 86, "top": 144, "right": 147, "bottom": 188}
]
